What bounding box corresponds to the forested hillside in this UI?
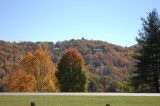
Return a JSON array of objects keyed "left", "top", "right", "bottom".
[{"left": 0, "top": 39, "right": 135, "bottom": 92}]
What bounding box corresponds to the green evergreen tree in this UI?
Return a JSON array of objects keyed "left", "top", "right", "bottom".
[
  {"left": 132, "top": 9, "right": 160, "bottom": 92},
  {"left": 55, "top": 48, "right": 88, "bottom": 92}
]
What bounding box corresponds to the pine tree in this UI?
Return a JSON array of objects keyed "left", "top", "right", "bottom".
[{"left": 132, "top": 9, "right": 160, "bottom": 92}]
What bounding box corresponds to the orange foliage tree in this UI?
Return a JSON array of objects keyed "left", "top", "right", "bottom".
[{"left": 5, "top": 68, "right": 32, "bottom": 92}]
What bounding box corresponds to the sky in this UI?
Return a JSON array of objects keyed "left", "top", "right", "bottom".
[{"left": 0, "top": 0, "right": 160, "bottom": 47}]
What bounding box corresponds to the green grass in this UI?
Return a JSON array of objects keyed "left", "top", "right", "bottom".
[{"left": 0, "top": 95, "right": 160, "bottom": 106}]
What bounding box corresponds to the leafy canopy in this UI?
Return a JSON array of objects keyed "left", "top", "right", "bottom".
[
  {"left": 20, "top": 49, "right": 59, "bottom": 92},
  {"left": 56, "top": 48, "right": 88, "bottom": 92}
]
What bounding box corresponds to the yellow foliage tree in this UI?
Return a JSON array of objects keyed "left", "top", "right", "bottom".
[{"left": 20, "top": 49, "right": 59, "bottom": 92}]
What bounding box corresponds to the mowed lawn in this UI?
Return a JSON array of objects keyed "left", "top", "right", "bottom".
[{"left": 0, "top": 95, "right": 160, "bottom": 106}]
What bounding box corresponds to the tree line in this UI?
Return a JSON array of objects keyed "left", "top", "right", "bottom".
[{"left": 0, "top": 38, "right": 134, "bottom": 92}]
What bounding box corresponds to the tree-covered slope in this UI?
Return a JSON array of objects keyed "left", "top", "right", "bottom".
[{"left": 0, "top": 39, "right": 135, "bottom": 92}]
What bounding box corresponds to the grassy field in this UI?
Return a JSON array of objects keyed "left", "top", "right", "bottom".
[{"left": 0, "top": 95, "right": 160, "bottom": 106}]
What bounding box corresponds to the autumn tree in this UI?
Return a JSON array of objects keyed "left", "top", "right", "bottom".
[
  {"left": 56, "top": 48, "right": 88, "bottom": 92},
  {"left": 20, "top": 49, "right": 59, "bottom": 92},
  {"left": 5, "top": 68, "right": 32, "bottom": 92},
  {"left": 132, "top": 9, "right": 160, "bottom": 92}
]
